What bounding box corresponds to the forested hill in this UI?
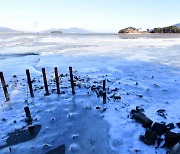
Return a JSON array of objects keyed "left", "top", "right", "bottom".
[{"left": 150, "top": 26, "right": 180, "bottom": 33}]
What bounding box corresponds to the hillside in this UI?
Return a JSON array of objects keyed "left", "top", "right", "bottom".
[
  {"left": 0, "top": 27, "right": 21, "bottom": 33},
  {"left": 41, "top": 28, "right": 94, "bottom": 34},
  {"left": 174, "top": 23, "right": 180, "bottom": 28},
  {"left": 150, "top": 26, "right": 180, "bottom": 33},
  {"left": 118, "top": 27, "right": 147, "bottom": 34}
]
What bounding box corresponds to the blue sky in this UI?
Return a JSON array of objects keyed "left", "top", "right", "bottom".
[{"left": 0, "top": 0, "right": 180, "bottom": 32}]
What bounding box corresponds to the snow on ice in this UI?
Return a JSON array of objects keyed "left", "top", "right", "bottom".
[{"left": 0, "top": 34, "right": 180, "bottom": 154}]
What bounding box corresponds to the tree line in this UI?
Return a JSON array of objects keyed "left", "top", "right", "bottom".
[
  {"left": 118, "top": 26, "right": 180, "bottom": 33},
  {"left": 150, "top": 26, "right": 180, "bottom": 33}
]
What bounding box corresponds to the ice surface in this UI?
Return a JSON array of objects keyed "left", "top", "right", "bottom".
[{"left": 0, "top": 34, "right": 180, "bottom": 154}]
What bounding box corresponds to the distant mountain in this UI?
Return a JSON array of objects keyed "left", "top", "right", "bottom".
[
  {"left": 174, "top": 23, "right": 180, "bottom": 28},
  {"left": 0, "top": 27, "right": 21, "bottom": 33},
  {"left": 41, "top": 28, "right": 94, "bottom": 34}
]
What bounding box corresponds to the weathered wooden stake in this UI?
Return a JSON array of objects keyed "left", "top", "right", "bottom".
[
  {"left": 103, "top": 80, "right": 106, "bottom": 104},
  {"left": 103, "top": 92, "right": 106, "bottom": 104},
  {"left": 24, "top": 106, "right": 32, "bottom": 121},
  {"left": 0, "top": 72, "right": 10, "bottom": 101},
  {"left": 103, "top": 80, "right": 106, "bottom": 91},
  {"left": 42, "top": 68, "right": 49, "bottom": 95},
  {"left": 26, "top": 69, "right": 34, "bottom": 97},
  {"left": 69, "top": 67, "right": 75, "bottom": 94},
  {"left": 54, "top": 67, "right": 60, "bottom": 94}
]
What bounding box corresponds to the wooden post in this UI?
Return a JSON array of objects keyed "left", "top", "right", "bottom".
[
  {"left": 69, "top": 67, "right": 75, "bottom": 94},
  {"left": 103, "top": 80, "right": 106, "bottom": 104},
  {"left": 26, "top": 69, "right": 34, "bottom": 97},
  {"left": 42, "top": 68, "right": 49, "bottom": 95},
  {"left": 24, "top": 106, "right": 32, "bottom": 122},
  {"left": 103, "top": 80, "right": 106, "bottom": 91},
  {"left": 54, "top": 67, "right": 60, "bottom": 94},
  {"left": 0, "top": 72, "right": 10, "bottom": 101},
  {"left": 103, "top": 92, "right": 106, "bottom": 104}
]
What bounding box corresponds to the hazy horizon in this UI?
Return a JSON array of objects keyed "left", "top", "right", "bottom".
[{"left": 0, "top": 0, "right": 180, "bottom": 32}]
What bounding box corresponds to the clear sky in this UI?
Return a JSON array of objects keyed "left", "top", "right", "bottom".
[{"left": 0, "top": 0, "right": 180, "bottom": 32}]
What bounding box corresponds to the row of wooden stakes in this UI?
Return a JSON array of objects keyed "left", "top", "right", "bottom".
[{"left": 0, "top": 67, "right": 107, "bottom": 103}]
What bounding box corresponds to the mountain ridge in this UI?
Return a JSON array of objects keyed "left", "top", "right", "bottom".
[
  {"left": 174, "top": 23, "right": 180, "bottom": 28},
  {"left": 0, "top": 27, "right": 21, "bottom": 33},
  {"left": 41, "top": 27, "right": 95, "bottom": 34}
]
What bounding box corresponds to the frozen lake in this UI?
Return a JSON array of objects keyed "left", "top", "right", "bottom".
[
  {"left": 0, "top": 34, "right": 180, "bottom": 154},
  {"left": 1, "top": 33, "right": 180, "bottom": 67}
]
